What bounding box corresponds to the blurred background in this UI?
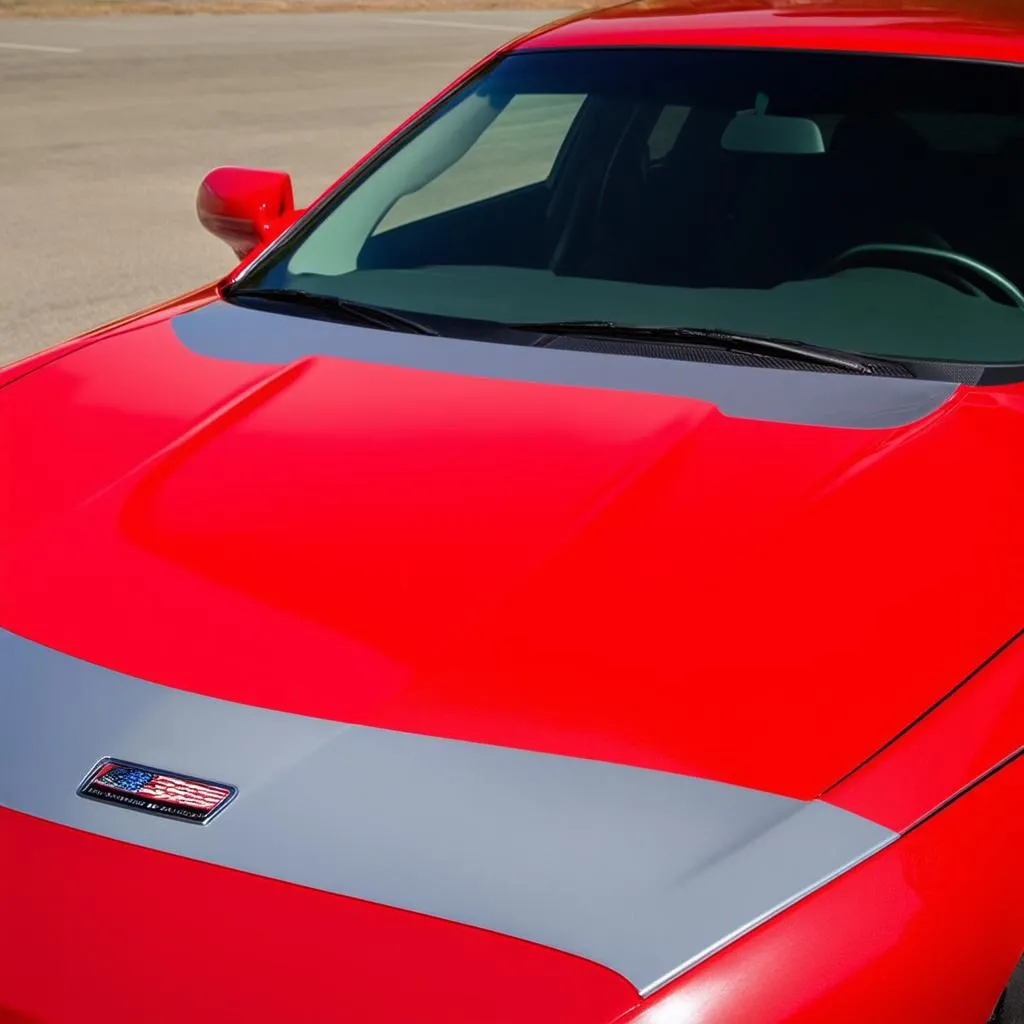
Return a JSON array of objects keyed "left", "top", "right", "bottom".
[{"left": 0, "top": 3, "right": 570, "bottom": 362}]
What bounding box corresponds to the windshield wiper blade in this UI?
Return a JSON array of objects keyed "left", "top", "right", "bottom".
[
  {"left": 509, "top": 320, "right": 886, "bottom": 375},
  {"left": 228, "top": 287, "right": 438, "bottom": 336}
]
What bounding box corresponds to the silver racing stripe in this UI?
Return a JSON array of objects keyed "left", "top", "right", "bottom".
[
  {"left": 0, "top": 628, "right": 896, "bottom": 995},
  {"left": 171, "top": 301, "right": 956, "bottom": 430}
]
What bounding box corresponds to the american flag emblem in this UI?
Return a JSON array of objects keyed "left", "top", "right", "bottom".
[{"left": 78, "top": 759, "right": 236, "bottom": 824}]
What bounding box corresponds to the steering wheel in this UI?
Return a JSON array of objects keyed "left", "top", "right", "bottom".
[{"left": 825, "top": 243, "right": 1024, "bottom": 309}]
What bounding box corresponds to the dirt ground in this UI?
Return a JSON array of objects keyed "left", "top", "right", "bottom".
[{"left": 1, "top": 0, "right": 592, "bottom": 15}]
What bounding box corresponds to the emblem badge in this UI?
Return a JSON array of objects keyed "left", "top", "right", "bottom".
[{"left": 78, "top": 758, "right": 236, "bottom": 825}]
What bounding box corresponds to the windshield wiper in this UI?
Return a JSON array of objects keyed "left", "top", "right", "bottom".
[
  {"left": 509, "top": 320, "right": 890, "bottom": 376},
  {"left": 227, "top": 287, "right": 439, "bottom": 336}
]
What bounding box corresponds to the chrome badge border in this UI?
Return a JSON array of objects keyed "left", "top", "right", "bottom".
[{"left": 77, "top": 757, "right": 238, "bottom": 826}]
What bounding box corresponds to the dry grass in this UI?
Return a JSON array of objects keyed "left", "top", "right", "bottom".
[{"left": 0, "top": 0, "right": 591, "bottom": 15}]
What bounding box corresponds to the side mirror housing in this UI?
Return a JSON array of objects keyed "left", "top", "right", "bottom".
[{"left": 197, "top": 166, "right": 297, "bottom": 260}]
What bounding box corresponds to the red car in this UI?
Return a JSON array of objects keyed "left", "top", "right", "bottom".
[{"left": 1, "top": 1, "right": 1022, "bottom": 1021}]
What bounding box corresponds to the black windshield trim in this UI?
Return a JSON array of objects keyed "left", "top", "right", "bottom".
[
  {"left": 509, "top": 321, "right": 898, "bottom": 375},
  {"left": 224, "top": 287, "right": 440, "bottom": 336}
]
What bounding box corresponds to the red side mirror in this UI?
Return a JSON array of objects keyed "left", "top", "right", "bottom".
[{"left": 197, "top": 166, "right": 297, "bottom": 260}]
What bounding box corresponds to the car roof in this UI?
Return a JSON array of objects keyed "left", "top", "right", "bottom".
[{"left": 515, "top": 0, "right": 1024, "bottom": 65}]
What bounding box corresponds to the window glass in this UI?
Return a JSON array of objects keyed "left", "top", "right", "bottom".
[
  {"left": 647, "top": 104, "right": 691, "bottom": 161},
  {"left": 376, "top": 93, "right": 584, "bottom": 231},
  {"left": 240, "top": 48, "right": 1024, "bottom": 369}
]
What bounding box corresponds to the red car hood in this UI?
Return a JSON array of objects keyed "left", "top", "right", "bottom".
[
  {"left": 4, "top": 296, "right": 1024, "bottom": 1022},
  {"left": 2, "top": 298, "right": 1023, "bottom": 800}
]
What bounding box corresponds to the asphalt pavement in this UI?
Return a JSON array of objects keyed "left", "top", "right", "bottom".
[{"left": 0, "top": 11, "right": 566, "bottom": 363}]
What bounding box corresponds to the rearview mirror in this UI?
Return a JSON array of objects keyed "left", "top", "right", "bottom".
[
  {"left": 721, "top": 91, "right": 824, "bottom": 155},
  {"left": 196, "top": 166, "right": 297, "bottom": 260},
  {"left": 721, "top": 112, "right": 824, "bottom": 155}
]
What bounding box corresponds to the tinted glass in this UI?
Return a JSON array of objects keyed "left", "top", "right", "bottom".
[{"left": 239, "top": 48, "right": 1024, "bottom": 367}]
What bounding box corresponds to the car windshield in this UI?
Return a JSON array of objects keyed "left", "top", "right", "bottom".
[{"left": 234, "top": 47, "right": 1024, "bottom": 370}]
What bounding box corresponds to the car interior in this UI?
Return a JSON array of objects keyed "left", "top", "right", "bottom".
[
  {"left": 359, "top": 100, "right": 1024, "bottom": 299},
  {"left": 249, "top": 48, "right": 1024, "bottom": 368}
]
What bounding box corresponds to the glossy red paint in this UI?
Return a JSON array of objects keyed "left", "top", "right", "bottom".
[
  {"left": 825, "top": 628, "right": 1024, "bottom": 831},
  {"left": 4, "top": 4, "right": 1024, "bottom": 1021},
  {"left": 196, "top": 166, "right": 297, "bottom": 260},
  {"left": 0, "top": 283, "right": 219, "bottom": 391},
  {"left": 0, "top": 808, "right": 639, "bottom": 1024},
  {"left": 620, "top": 753, "right": 1024, "bottom": 1024},
  {"left": 2, "top": 753, "right": 1018, "bottom": 1023},
  {"left": 1, "top": 310, "right": 1024, "bottom": 805},
  {"left": 521, "top": 0, "right": 1024, "bottom": 64}
]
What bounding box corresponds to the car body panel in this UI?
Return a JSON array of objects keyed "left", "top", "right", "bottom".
[
  {"left": 2, "top": 2, "right": 1023, "bottom": 1020},
  {"left": 621, "top": 752, "right": 1024, "bottom": 1024},
  {"left": 2, "top": 746, "right": 1017, "bottom": 1024},
  {"left": 520, "top": 0, "right": 1024, "bottom": 65},
  {"left": 826, "top": 624, "right": 1024, "bottom": 831},
  {"left": 0, "top": 806, "right": 641, "bottom": 1024},
  {"left": 2, "top": 302, "right": 1023, "bottom": 807},
  {"left": 0, "top": 626, "right": 897, "bottom": 997}
]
